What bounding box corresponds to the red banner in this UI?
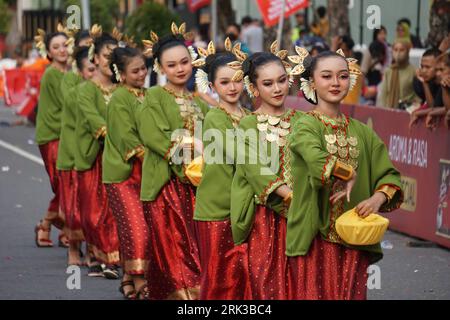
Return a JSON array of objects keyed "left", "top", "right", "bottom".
[
  {"left": 256, "top": 0, "right": 309, "bottom": 27},
  {"left": 285, "top": 96, "right": 450, "bottom": 249},
  {"left": 187, "top": 0, "right": 211, "bottom": 12}
]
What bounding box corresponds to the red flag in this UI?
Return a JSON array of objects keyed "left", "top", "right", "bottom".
[
  {"left": 187, "top": 0, "right": 211, "bottom": 12},
  {"left": 256, "top": 0, "right": 309, "bottom": 27}
]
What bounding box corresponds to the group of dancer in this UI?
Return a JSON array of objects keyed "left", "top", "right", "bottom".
[{"left": 33, "top": 21, "right": 404, "bottom": 300}]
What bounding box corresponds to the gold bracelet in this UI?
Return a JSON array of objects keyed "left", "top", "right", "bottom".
[{"left": 333, "top": 160, "right": 354, "bottom": 181}]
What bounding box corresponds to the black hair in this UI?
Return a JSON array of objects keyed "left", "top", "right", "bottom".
[
  {"left": 91, "top": 33, "right": 118, "bottom": 62},
  {"left": 152, "top": 34, "right": 188, "bottom": 63},
  {"left": 317, "top": 6, "right": 327, "bottom": 18},
  {"left": 341, "top": 35, "right": 355, "bottom": 51},
  {"left": 241, "top": 16, "right": 253, "bottom": 25},
  {"left": 302, "top": 51, "right": 347, "bottom": 80},
  {"left": 204, "top": 52, "right": 237, "bottom": 83},
  {"left": 398, "top": 18, "right": 411, "bottom": 27},
  {"left": 75, "top": 30, "right": 91, "bottom": 47},
  {"left": 228, "top": 23, "right": 241, "bottom": 34},
  {"left": 45, "top": 32, "right": 68, "bottom": 61},
  {"left": 242, "top": 52, "right": 285, "bottom": 84},
  {"left": 372, "top": 26, "right": 387, "bottom": 42},
  {"left": 422, "top": 47, "right": 443, "bottom": 58},
  {"left": 74, "top": 46, "right": 90, "bottom": 71},
  {"left": 109, "top": 46, "right": 145, "bottom": 84},
  {"left": 369, "top": 40, "right": 386, "bottom": 61}
]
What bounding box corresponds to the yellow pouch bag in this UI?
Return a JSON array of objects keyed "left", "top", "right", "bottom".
[
  {"left": 185, "top": 156, "right": 203, "bottom": 187},
  {"left": 335, "top": 208, "right": 389, "bottom": 246}
]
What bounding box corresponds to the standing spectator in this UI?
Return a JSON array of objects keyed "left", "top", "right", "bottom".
[
  {"left": 241, "top": 16, "right": 263, "bottom": 53},
  {"left": 291, "top": 12, "right": 308, "bottom": 44},
  {"left": 409, "top": 48, "right": 443, "bottom": 127},
  {"left": 310, "top": 6, "right": 329, "bottom": 41},
  {"left": 226, "top": 23, "right": 251, "bottom": 55},
  {"left": 425, "top": 52, "right": 450, "bottom": 128},
  {"left": 396, "top": 18, "right": 423, "bottom": 48},
  {"left": 378, "top": 40, "right": 419, "bottom": 109}
]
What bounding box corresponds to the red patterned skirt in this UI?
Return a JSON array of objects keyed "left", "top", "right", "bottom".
[
  {"left": 287, "top": 235, "right": 371, "bottom": 300},
  {"left": 58, "top": 170, "right": 84, "bottom": 242},
  {"left": 143, "top": 177, "right": 201, "bottom": 300},
  {"left": 38, "top": 140, "right": 64, "bottom": 229},
  {"left": 105, "top": 160, "right": 149, "bottom": 275},
  {"left": 77, "top": 154, "right": 120, "bottom": 265},
  {"left": 195, "top": 220, "right": 251, "bottom": 300},
  {"left": 246, "top": 205, "right": 289, "bottom": 300}
]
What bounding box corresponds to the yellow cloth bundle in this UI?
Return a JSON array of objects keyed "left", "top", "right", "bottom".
[
  {"left": 185, "top": 156, "right": 203, "bottom": 187},
  {"left": 335, "top": 208, "right": 389, "bottom": 245}
]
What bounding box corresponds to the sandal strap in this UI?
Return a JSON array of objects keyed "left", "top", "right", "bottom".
[
  {"left": 120, "top": 280, "right": 135, "bottom": 288},
  {"left": 36, "top": 222, "right": 51, "bottom": 232}
]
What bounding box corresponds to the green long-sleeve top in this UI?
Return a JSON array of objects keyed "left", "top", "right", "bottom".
[
  {"left": 35, "top": 66, "right": 65, "bottom": 145},
  {"left": 287, "top": 111, "right": 404, "bottom": 263},
  {"left": 56, "top": 71, "right": 83, "bottom": 170},
  {"left": 194, "top": 107, "right": 249, "bottom": 221},
  {"left": 74, "top": 80, "right": 114, "bottom": 171},
  {"left": 230, "top": 109, "right": 303, "bottom": 245},
  {"left": 102, "top": 86, "right": 145, "bottom": 183},
  {"left": 135, "top": 86, "right": 209, "bottom": 201}
]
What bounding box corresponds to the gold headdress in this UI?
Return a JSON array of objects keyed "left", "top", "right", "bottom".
[
  {"left": 143, "top": 22, "right": 206, "bottom": 75},
  {"left": 194, "top": 38, "right": 248, "bottom": 94},
  {"left": 243, "top": 40, "right": 291, "bottom": 99},
  {"left": 86, "top": 24, "right": 103, "bottom": 62},
  {"left": 336, "top": 48, "right": 362, "bottom": 91},
  {"left": 34, "top": 22, "right": 75, "bottom": 59}
]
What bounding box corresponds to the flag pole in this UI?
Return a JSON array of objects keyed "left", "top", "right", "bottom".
[
  {"left": 211, "top": 0, "right": 218, "bottom": 43},
  {"left": 276, "top": 0, "right": 287, "bottom": 50}
]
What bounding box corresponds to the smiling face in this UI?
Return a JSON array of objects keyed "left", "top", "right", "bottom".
[
  {"left": 159, "top": 45, "right": 193, "bottom": 87},
  {"left": 253, "top": 61, "right": 289, "bottom": 108},
  {"left": 212, "top": 65, "right": 244, "bottom": 105},
  {"left": 47, "top": 35, "right": 68, "bottom": 64},
  {"left": 121, "top": 56, "right": 147, "bottom": 89},
  {"left": 95, "top": 43, "right": 117, "bottom": 77},
  {"left": 312, "top": 56, "right": 350, "bottom": 105}
]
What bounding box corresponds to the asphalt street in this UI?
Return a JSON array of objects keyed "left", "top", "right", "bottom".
[{"left": 0, "top": 102, "right": 449, "bottom": 300}]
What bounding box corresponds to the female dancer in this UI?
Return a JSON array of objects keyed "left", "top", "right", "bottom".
[
  {"left": 57, "top": 43, "right": 95, "bottom": 266},
  {"left": 103, "top": 46, "right": 149, "bottom": 299},
  {"left": 136, "top": 23, "right": 208, "bottom": 299},
  {"left": 230, "top": 47, "right": 302, "bottom": 300},
  {"left": 287, "top": 50, "right": 403, "bottom": 300},
  {"left": 193, "top": 40, "right": 252, "bottom": 300},
  {"left": 34, "top": 27, "right": 69, "bottom": 248},
  {"left": 75, "top": 25, "right": 120, "bottom": 278}
]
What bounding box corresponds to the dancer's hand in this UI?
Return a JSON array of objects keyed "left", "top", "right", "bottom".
[
  {"left": 355, "top": 192, "right": 387, "bottom": 218},
  {"left": 329, "top": 171, "right": 358, "bottom": 204}
]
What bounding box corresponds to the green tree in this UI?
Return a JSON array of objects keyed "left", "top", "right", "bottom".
[
  {"left": 0, "top": 0, "right": 11, "bottom": 35},
  {"left": 124, "top": 1, "right": 181, "bottom": 44},
  {"left": 62, "top": 0, "right": 119, "bottom": 32}
]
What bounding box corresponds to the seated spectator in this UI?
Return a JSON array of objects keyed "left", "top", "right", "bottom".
[{"left": 378, "top": 40, "right": 419, "bottom": 109}]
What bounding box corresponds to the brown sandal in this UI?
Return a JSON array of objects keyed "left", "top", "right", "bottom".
[
  {"left": 34, "top": 220, "right": 53, "bottom": 247},
  {"left": 119, "top": 280, "right": 136, "bottom": 300}
]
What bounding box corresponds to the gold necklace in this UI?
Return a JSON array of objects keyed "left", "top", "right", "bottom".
[
  {"left": 217, "top": 104, "right": 246, "bottom": 128},
  {"left": 92, "top": 80, "right": 116, "bottom": 104},
  {"left": 125, "top": 86, "right": 146, "bottom": 103},
  {"left": 255, "top": 110, "right": 292, "bottom": 147}
]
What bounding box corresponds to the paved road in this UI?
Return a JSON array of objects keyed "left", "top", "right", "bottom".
[{"left": 0, "top": 103, "right": 449, "bottom": 300}]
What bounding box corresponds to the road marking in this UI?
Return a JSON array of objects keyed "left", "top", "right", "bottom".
[{"left": 0, "top": 139, "right": 44, "bottom": 166}]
